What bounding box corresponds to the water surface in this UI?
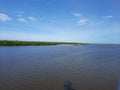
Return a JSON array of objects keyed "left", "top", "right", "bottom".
[{"left": 0, "top": 45, "right": 120, "bottom": 90}]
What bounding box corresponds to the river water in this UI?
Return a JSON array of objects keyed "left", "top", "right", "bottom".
[{"left": 0, "top": 45, "right": 120, "bottom": 90}]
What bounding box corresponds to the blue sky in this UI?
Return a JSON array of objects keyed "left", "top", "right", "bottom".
[{"left": 0, "top": 0, "right": 120, "bottom": 43}]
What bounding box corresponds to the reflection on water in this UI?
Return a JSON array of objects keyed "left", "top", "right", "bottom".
[
  {"left": 64, "top": 81, "right": 75, "bottom": 90},
  {"left": 0, "top": 45, "right": 120, "bottom": 90}
]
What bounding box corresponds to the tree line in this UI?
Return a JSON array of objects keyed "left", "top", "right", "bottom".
[{"left": 0, "top": 40, "right": 87, "bottom": 46}]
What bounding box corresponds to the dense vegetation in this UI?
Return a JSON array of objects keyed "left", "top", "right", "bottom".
[{"left": 0, "top": 40, "right": 87, "bottom": 46}]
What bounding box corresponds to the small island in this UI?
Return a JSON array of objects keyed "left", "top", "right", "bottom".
[{"left": 0, "top": 40, "right": 88, "bottom": 46}]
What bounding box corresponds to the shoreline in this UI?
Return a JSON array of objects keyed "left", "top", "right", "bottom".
[{"left": 0, "top": 40, "right": 88, "bottom": 46}]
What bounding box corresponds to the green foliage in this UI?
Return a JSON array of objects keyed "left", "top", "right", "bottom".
[{"left": 0, "top": 40, "right": 87, "bottom": 46}]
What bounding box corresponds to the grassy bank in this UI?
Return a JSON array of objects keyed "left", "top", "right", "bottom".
[{"left": 0, "top": 40, "right": 87, "bottom": 46}]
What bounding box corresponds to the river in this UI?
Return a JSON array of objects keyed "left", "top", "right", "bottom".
[{"left": 0, "top": 45, "right": 120, "bottom": 90}]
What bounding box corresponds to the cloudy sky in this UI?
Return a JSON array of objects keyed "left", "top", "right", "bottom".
[{"left": 0, "top": 0, "right": 120, "bottom": 43}]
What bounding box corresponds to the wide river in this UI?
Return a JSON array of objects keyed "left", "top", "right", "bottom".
[{"left": 0, "top": 45, "right": 120, "bottom": 90}]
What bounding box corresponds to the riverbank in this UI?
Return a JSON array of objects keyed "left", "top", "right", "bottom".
[{"left": 0, "top": 40, "right": 88, "bottom": 46}]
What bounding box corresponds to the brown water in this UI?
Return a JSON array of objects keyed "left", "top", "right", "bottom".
[{"left": 0, "top": 45, "right": 120, "bottom": 90}]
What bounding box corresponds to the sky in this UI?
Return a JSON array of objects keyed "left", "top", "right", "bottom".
[{"left": 0, "top": 0, "right": 120, "bottom": 43}]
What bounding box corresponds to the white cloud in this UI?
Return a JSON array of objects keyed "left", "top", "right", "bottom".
[
  {"left": 73, "top": 13, "right": 82, "bottom": 17},
  {"left": 28, "top": 16, "right": 36, "bottom": 22},
  {"left": 18, "top": 18, "right": 26, "bottom": 22},
  {"left": 0, "top": 13, "right": 12, "bottom": 22},
  {"left": 88, "top": 20, "right": 105, "bottom": 26},
  {"left": 103, "top": 15, "right": 113, "bottom": 19},
  {"left": 74, "top": 13, "right": 113, "bottom": 26},
  {"left": 16, "top": 11, "right": 24, "bottom": 17},
  {"left": 77, "top": 18, "right": 106, "bottom": 26},
  {"left": 77, "top": 19, "right": 89, "bottom": 25}
]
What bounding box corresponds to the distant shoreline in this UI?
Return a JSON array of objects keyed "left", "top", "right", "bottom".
[{"left": 0, "top": 40, "right": 88, "bottom": 46}]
